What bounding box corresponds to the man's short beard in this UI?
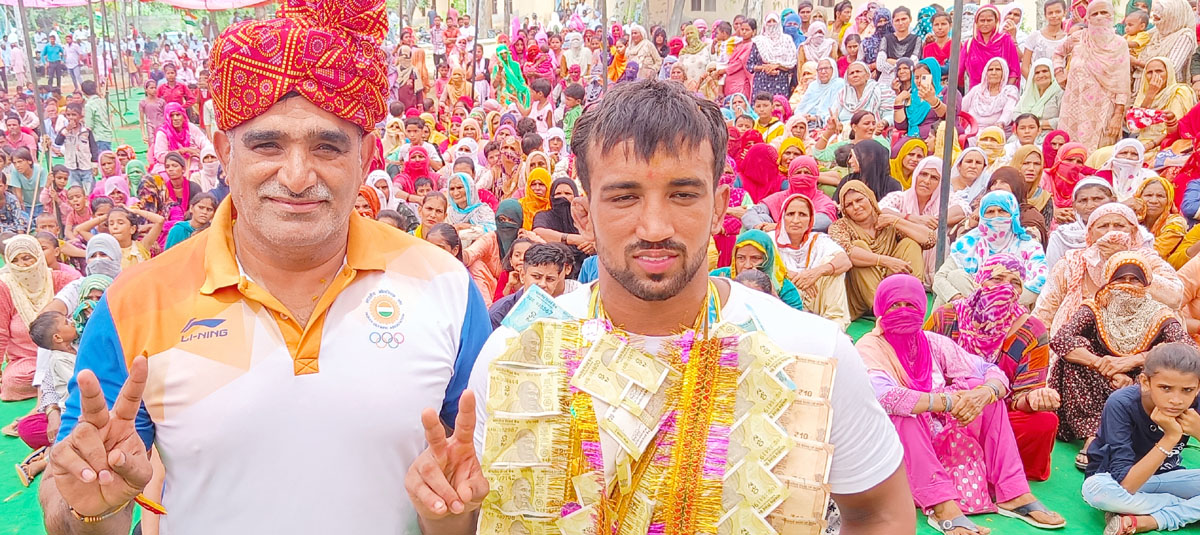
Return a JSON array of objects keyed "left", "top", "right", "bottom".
[{"left": 598, "top": 239, "right": 706, "bottom": 302}]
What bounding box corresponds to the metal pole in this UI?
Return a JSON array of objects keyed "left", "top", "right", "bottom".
[
  {"left": 470, "top": 0, "right": 480, "bottom": 103},
  {"left": 935, "top": 0, "right": 965, "bottom": 268},
  {"left": 15, "top": 0, "right": 49, "bottom": 171},
  {"left": 85, "top": 0, "right": 99, "bottom": 93},
  {"left": 599, "top": 0, "right": 607, "bottom": 90}
]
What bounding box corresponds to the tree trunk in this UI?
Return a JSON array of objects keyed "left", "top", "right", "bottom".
[
  {"left": 668, "top": 0, "right": 685, "bottom": 35},
  {"left": 479, "top": 0, "right": 493, "bottom": 36}
]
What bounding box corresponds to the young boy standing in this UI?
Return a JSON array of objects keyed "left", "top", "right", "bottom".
[{"left": 1082, "top": 342, "right": 1200, "bottom": 535}]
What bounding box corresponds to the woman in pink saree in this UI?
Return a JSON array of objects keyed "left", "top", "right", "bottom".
[
  {"left": 1053, "top": 0, "right": 1130, "bottom": 151},
  {"left": 857, "top": 274, "right": 1065, "bottom": 532}
]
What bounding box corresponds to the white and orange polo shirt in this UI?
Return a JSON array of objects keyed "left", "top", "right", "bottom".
[{"left": 59, "top": 199, "right": 491, "bottom": 535}]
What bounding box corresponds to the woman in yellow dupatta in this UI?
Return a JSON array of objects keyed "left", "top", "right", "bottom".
[
  {"left": 518, "top": 168, "right": 553, "bottom": 230},
  {"left": 1133, "top": 176, "right": 1188, "bottom": 264},
  {"left": 889, "top": 137, "right": 928, "bottom": 189},
  {"left": 777, "top": 136, "right": 807, "bottom": 174},
  {"left": 1130, "top": 57, "right": 1198, "bottom": 154}
]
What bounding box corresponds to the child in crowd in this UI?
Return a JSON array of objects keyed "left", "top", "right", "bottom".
[
  {"left": 1123, "top": 10, "right": 1150, "bottom": 57},
  {"left": 752, "top": 92, "right": 785, "bottom": 142},
  {"left": 14, "top": 310, "right": 78, "bottom": 486},
  {"left": 735, "top": 114, "right": 755, "bottom": 135},
  {"left": 559, "top": 83, "right": 585, "bottom": 145},
  {"left": 1082, "top": 342, "right": 1200, "bottom": 535}
]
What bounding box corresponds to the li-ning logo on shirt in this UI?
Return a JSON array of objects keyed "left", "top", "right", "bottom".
[{"left": 180, "top": 318, "right": 229, "bottom": 343}]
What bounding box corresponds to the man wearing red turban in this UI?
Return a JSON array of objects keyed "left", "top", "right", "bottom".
[{"left": 40, "top": 0, "right": 492, "bottom": 533}]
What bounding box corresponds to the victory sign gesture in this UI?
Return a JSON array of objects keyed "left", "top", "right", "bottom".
[
  {"left": 48, "top": 356, "right": 153, "bottom": 518},
  {"left": 405, "top": 390, "right": 489, "bottom": 528}
]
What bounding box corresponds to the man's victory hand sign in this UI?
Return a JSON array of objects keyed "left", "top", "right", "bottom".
[{"left": 48, "top": 356, "right": 153, "bottom": 518}]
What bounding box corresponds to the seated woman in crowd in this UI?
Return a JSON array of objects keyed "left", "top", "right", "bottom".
[
  {"left": 743, "top": 156, "right": 838, "bottom": 233},
  {"left": 773, "top": 193, "right": 851, "bottom": 328},
  {"left": 814, "top": 110, "right": 887, "bottom": 165},
  {"left": 463, "top": 199, "right": 543, "bottom": 306},
  {"left": 986, "top": 167, "right": 1048, "bottom": 236},
  {"left": 948, "top": 147, "right": 989, "bottom": 210},
  {"left": 1128, "top": 57, "right": 1197, "bottom": 153},
  {"left": 1049, "top": 252, "right": 1194, "bottom": 468},
  {"left": 1133, "top": 176, "right": 1187, "bottom": 264},
  {"left": 1013, "top": 59, "right": 1062, "bottom": 130},
  {"left": 926, "top": 254, "right": 1061, "bottom": 481},
  {"left": 836, "top": 138, "right": 902, "bottom": 200},
  {"left": 711, "top": 229, "right": 805, "bottom": 311},
  {"left": 858, "top": 274, "right": 1065, "bottom": 533},
  {"left": 880, "top": 156, "right": 966, "bottom": 282},
  {"left": 893, "top": 59, "right": 952, "bottom": 140},
  {"left": 1096, "top": 139, "right": 1158, "bottom": 202},
  {"left": 1035, "top": 203, "right": 1183, "bottom": 335},
  {"left": 445, "top": 172, "right": 496, "bottom": 246},
  {"left": 888, "top": 137, "right": 928, "bottom": 190},
  {"left": 937, "top": 191, "right": 1047, "bottom": 308},
  {"left": 1009, "top": 145, "right": 1055, "bottom": 226},
  {"left": 164, "top": 193, "right": 218, "bottom": 250},
  {"left": 0, "top": 236, "right": 79, "bottom": 402},
  {"left": 518, "top": 168, "right": 553, "bottom": 228},
  {"left": 962, "top": 57, "right": 1019, "bottom": 134},
  {"left": 1045, "top": 142, "right": 1091, "bottom": 222},
  {"left": 354, "top": 186, "right": 381, "bottom": 219},
  {"left": 828, "top": 179, "right": 934, "bottom": 320},
  {"left": 532, "top": 178, "right": 592, "bottom": 275},
  {"left": 1045, "top": 178, "right": 1117, "bottom": 267}
]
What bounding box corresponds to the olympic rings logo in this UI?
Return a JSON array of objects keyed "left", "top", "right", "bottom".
[{"left": 369, "top": 331, "right": 405, "bottom": 349}]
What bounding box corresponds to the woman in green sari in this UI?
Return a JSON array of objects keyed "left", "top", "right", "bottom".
[
  {"left": 711, "top": 229, "right": 805, "bottom": 310},
  {"left": 493, "top": 44, "right": 531, "bottom": 108}
]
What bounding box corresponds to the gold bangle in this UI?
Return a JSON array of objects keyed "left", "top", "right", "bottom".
[{"left": 70, "top": 500, "right": 130, "bottom": 524}]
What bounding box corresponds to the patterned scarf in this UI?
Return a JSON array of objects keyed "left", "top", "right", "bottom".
[{"left": 953, "top": 254, "right": 1027, "bottom": 363}]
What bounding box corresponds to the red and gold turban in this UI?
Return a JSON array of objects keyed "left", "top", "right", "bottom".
[{"left": 208, "top": 0, "right": 388, "bottom": 132}]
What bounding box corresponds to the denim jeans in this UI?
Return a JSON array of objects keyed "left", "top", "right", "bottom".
[
  {"left": 96, "top": 140, "right": 112, "bottom": 153},
  {"left": 1082, "top": 470, "right": 1200, "bottom": 531},
  {"left": 67, "top": 169, "right": 94, "bottom": 194}
]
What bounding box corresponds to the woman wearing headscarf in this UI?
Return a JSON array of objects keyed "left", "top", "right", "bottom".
[
  {"left": 829, "top": 180, "right": 934, "bottom": 319},
  {"left": 781, "top": 10, "right": 805, "bottom": 48},
  {"left": 493, "top": 44, "right": 531, "bottom": 108},
  {"left": 1130, "top": 57, "right": 1197, "bottom": 152},
  {"left": 925, "top": 254, "right": 1062, "bottom": 482},
  {"left": 677, "top": 25, "right": 712, "bottom": 81},
  {"left": 748, "top": 13, "right": 799, "bottom": 97},
  {"left": 887, "top": 137, "right": 927, "bottom": 190},
  {"left": 626, "top": 24, "right": 661, "bottom": 80},
  {"left": 988, "top": 165, "right": 1051, "bottom": 237},
  {"left": 1133, "top": 176, "right": 1188, "bottom": 263},
  {"left": 833, "top": 61, "right": 888, "bottom": 124},
  {"left": 939, "top": 190, "right": 1048, "bottom": 308},
  {"left": 606, "top": 38, "right": 628, "bottom": 82},
  {"left": 0, "top": 235, "right": 78, "bottom": 401},
  {"left": 651, "top": 26, "right": 670, "bottom": 59},
  {"left": 723, "top": 19, "right": 755, "bottom": 98},
  {"left": 799, "top": 21, "right": 834, "bottom": 66},
  {"left": 395, "top": 146, "right": 438, "bottom": 200},
  {"left": 962, "top": 57, "right": 1020, "bottom": 133},
  {"left": 977, "top": 127, "right": 1010, "bottom": 172},
  {"left": 837, "top": 139, "right": 902, "bottom": 200},
  {"left": 711, "top": 229, "right": 805, "bottom": 310},
  {"left": 860, "top": 8, "right": 893, "bottom": 72},
  {"left": 445, "top": 172, "right": 497, "bottom": 246},
  {"left": 151, "top": 101, "right": 212, "bottom": 172},
  {"left": 1044, "top": 178, "right": 1117, "bottom": 266},
  {"left": 1132, "top": 0, "right": 1196, "bottom": 83},
  {"left": 894, "top": 58, "right": 950, "bottom": 139},
  {"left": 560, "top": 31, "right": 593, "bottom": 80},
  {"left": 532, "top": 178, "right": 589, "bottom": 271},
  {"left": 1049, "top": 252, "right": 1193, "bottom": 465},
  {"left": 1045, "top": 142, "right": 1093, "bottom": 212},
  {"left": 1034, "top": 203, "right": 1183, "bottom": 335},
  {"left": 517, "top": 168, "right": 552, "bottom": 230},
  {"left": 961, "top": 5, "right": 1022, "bottom": 87},
  {"left": 772, "top": 193, "right": 851, "bottom": 327},
  {"left": 190, "top": 146, "right": 222, "bottom": 193},
  {"left": 1053, "top": 0, "right": 1131, "bottom": 152},
  {"left": 738, "top": 144, "right": 784, "bottom": 204},
  {"left": 881, "top": 157, "right": 968, "bottom": 281},
  {"left": 857, "top": 274, "right": 1064, "bottom": 532},
  {"left": 392, "top": 45, "right": 424, "bottom": 111},
  {"left": 747, "top": 155, "right": 838, "bottom": 233},
  {"left": 462, "top": 199, "right": 544, "bottom": 306},
  {"left": 1094, "top": 139, "right": 1157, "bottom": 202},
  {"left": 1013, "top": 59, "right": 1063, "bottom": 129},
  {"left": 793, "top": 58, "right": 845, "bottom": 123}
]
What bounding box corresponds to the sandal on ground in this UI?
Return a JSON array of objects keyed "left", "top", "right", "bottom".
[
  {"left": 926, "top": 514, "right": 984, "bottom": 534},
  {"left": 1103, "top": 513, "right": 1137, "bottom": 535},
  {"left": 1075, "top": 450, "right": 1089, "bottom": 471},
  {"left": 1, "top": 420, "right": 17, "bottom": 437},
  {"left": 14, "top": 463, "right": 32, "bottom": 487},
  {"left": 20, "top": 446, "right": 48, "bottom": 466},
  {"left": 998, "top": 500, "right": 1065, "bottom": 529}
]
